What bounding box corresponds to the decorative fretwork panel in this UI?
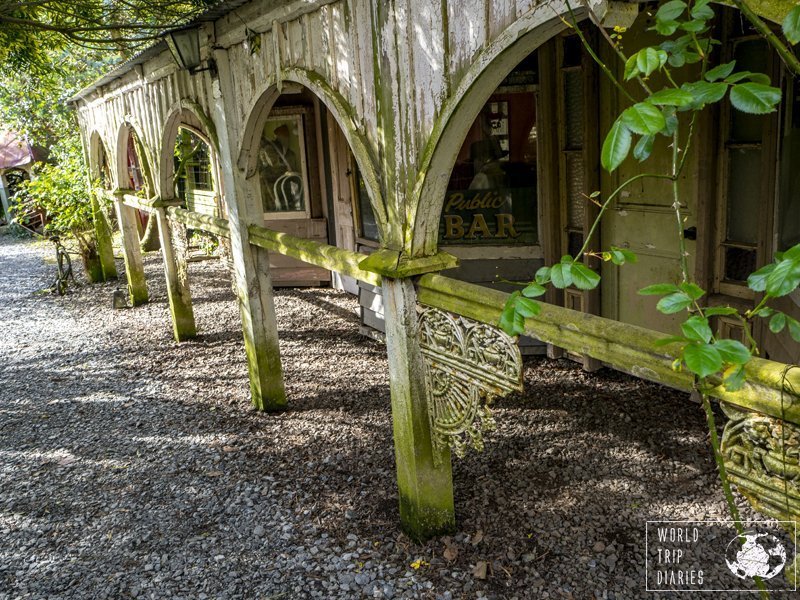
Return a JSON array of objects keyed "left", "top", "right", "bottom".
[
  {"left": 418, "top": 307, "right": 523, "bottom": 465},
  {"left": 721, "top": 403, "right": 800, "bottom": 522}
]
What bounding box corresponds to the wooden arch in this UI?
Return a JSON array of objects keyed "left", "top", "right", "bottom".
[
  {"left": 88, "top": 131, "right": 113, "bottom": 189},
  {"left": 408, "top": 1, "right": 590, "bottom": 257},
  {"left": 237, "top": 68, "right": 387, "bottom": 243},
  {"left": 116, "top": 120, "right": 155, "bottom": 195},
  {"left": 160, "top": 100, "right": 220, "bottom": 201}
]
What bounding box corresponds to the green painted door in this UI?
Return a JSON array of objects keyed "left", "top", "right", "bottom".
[{"left": 600, "top": 166, "right": 697, "bottom": 335}]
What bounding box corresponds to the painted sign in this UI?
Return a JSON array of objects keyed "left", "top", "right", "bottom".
[{"left": 439, "top": 187, "right": 537, "bottom": 245}]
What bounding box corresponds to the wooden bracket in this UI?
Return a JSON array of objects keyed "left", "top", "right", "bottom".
[{"left": 359, "top": 249, "right": 459, "bottom": 279}]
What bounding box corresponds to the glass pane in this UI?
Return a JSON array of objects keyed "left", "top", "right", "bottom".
[
  {"left": 778, "top": 78, "right": 800, "bottom": 251},
  {"left": 724, "top": 246, "right": 757, "bottom": 282},
  {"left": 258, "top": 116, "right": 307, "bottom": 213},
  {"left": 126, "top": 132, "right": 147, "bottom": 192},
  {"left": 565, "top": 152, "right": 585, "bottom": 230},
  {"left": 562, "top": 36, "right": 582, "bottom": 68},
  {"left": 439, "top": 59, "right": 538, "bottom": 246},
  {"left": 174, "top": 128, "right": 214, "bottom": 199},
  {"left": 356, "top": 170, "right": 379, "bottom": 242},
  {"left": 564, "top": 70, "right": 584, "bottom": 149},
  {"left": 568, "top": 231, "right": 584, "bottom": 258},
  {"left": 729, "top": 40, "right": 768, "bottom": 143},
  {"left": 726, "top": 148, "right": 761, "bottom": 244}
]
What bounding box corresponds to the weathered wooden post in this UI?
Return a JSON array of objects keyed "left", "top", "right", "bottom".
[
  {"left": 209, "top": 45, "right": 286, "bottom": 411},
  {"left": 362, "top": 252, "right": 461, "bottom": 539},
  {"left": 113, "top": 190, "right": 148, "bottom": 305},
  {"left": 154, "top": 205, "right": 196, "bottom": 341},
  {"left": 91, "top": 191, "right": 117, "bottom": 281},
  {"left": 383, "top": 278, "right": 455, "bottom": 539}
]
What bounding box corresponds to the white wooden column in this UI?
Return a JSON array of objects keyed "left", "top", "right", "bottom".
[
  {"left": 210, "top": 47, "right": 286, "bottom": 411},
  {"left": 92, "top": 192, "right": 117, "bottom": 281},
  {"left": 114, "top": 193, "right": 148, "bottom": 306},
  {"left": 155, "top": 207, "right": 196, "bottom": 341},
  {"left": 382, "top": 277, "right": 455, "bottom": 540}
]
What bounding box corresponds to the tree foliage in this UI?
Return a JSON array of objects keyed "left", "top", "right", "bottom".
[{"left": 0, "top": 1, "right": 215, "bottom": 74}]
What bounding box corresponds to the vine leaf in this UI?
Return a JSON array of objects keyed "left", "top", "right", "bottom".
[
  {"left": 681, "top": 315, "right": 712, "bottom": 343},
  {"left": 608, "top": 246, "right": 637, "bottom": 265},
  {"left": 723, "top": 364, "right": 746, "bottom": 391},
  {"left": 747, "top": 262, "right": 775, "bottom": 292},
  {"left": 683, "top": 343, "right": 722, "bottom": 378},
  {"left": 639, "top": 283, "right": 680, "bottom": 295},
  {"left": 648, "top": 88, "right": 694, "bottom": 107},
  {"left": 764, "top": 258, "right": 800, "bottom": 297},
  {"left": 656, "top": 292, "right": 693, "bottom": 314},
  {"left": 783, "top": 5, "right": 800, "bottom": 45},
  {"left": 683, "top": 81, "right": 728, "bottom": 107},
  {"left": 714, "top": 339, "right": 751, "bottom": 365},
  {"left": 535, "top": 266, "right": 551, "bottom": 285},
  {"left": 515, "top": 296, "right": 541, "bottom": 318},
  {"left": 571, "top": 263, "right": 601, "bottom": 290},
  {"left": 499, "top": 291, "right": 520, "bottom": 335},
  {"left": 679, "top": 282, "right": 705, "bottom": 300},
  {"left": 601, "top": 119, "right": 632, "bottom": 172},
  {"left": 522, "top": 283, "right": 546, "bottom": 298},
  {"left": 633, "top": 135, "right": 654, "bottom": 162},
  {"left": 621, "top": 102, "right": 666, "bottom": 135},
  {"left": 705, "top": 61, "right": 736, "bottom": 82},
  {"left": 788, "top": 316, "right": 800, "bottom": 343},
  {"left": 769, "top": 311, "right": 787, "bottom": 334},
  {"left": 729, "top": 83, "right": 782, "bottom": 115},
  {"left": 550, "top": 263, "right": 573, "bottom": 289},
  {"left": 656, "top": 0, "right": 687, "bottom": 23}
]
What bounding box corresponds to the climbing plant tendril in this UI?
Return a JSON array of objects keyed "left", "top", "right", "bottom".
[{"left": 497, "top": 2, "right": 800, "bottom": 595}]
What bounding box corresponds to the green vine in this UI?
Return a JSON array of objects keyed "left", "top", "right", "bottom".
[{"left": 499, "top": 2, "right": 800, "bottom": 593}]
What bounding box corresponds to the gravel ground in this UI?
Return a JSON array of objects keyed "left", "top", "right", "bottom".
[{"left": 0, "top": 233, "right": 773, "bottom": 599}]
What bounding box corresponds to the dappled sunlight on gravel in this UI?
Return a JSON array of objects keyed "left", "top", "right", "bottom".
[{"left": 0, "top": 234, "right": 760, "bottom": 599}]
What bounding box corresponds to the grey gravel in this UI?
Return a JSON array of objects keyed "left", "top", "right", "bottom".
[{"left": 0, "top": 233, "right": 767, "bottom": 599}]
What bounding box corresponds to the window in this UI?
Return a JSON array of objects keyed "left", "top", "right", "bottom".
[
  {"left": 126, "top": 130, "right": 149, "bottom": 194},
  {"left": 561, "top": 40, "right": 587, "bottom": 258},
  {"left": 354, "top": 168, "right": 379, "bottom": 242},
  {"left": 174, "top": 128, "right": 214, "bottom": 196},
  {"left": 174, "top": 127, "right": 218, "bottom": 217},
  {"left": 778, "top": 70, "right": 800, "bottom": 252},
  {"left": 438, "top": 53, "right": 539, "bottom": 245},
  {"left": 716, "top": 30, "right": 774, "bottom": 291},
  {"left": 258, "top": 112, "right": 310, "bottom": 218}
]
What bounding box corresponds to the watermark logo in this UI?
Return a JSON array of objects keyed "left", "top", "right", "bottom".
[
  {"left": 725, "top": 532, "right": 787, "bottom": 580},
  {"left": 646, "top": 520, "right": 797, "bottom": 592}
]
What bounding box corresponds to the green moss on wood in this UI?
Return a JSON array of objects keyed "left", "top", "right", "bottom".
[
  {"left": 248, "top": 223, "right": 382, "bottom": 286},
  {"left": 91, "top": 195, "right": 117, "bottom": 281},
  {"left": 359, "top": 249, "right": 458, "bottom": 278}
]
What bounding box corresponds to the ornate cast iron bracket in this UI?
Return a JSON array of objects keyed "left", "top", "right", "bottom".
[
  {"left": 720, "top": 403, "right": 800, "bottom": 522},
  {"left": 418, "top": 307, "right": 523, "bottom": 465}
]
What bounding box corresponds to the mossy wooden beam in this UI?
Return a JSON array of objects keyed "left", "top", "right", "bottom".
[
  {"left": 119, "top": 191, "right": 183, "bottom": 213},
  {"left": 417, "top": 273, "right": 800, "bottom": 424},
  {"left": 359, "top": 249, "right": 458, "bottom": 279},
  {"left": 248, "top": 223, "right": 383, "bottom": 286},
  {"left": 168, "top": 206, "right": 231, "bottom": 238}
]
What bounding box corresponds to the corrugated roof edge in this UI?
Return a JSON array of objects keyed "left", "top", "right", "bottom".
[{"left": 68, "top": 0, "right": 251, "bottom": 104}]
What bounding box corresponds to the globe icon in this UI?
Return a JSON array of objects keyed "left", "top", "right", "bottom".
[{"left": 725, "top": 532, "right": 787, "bottom": 580}]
